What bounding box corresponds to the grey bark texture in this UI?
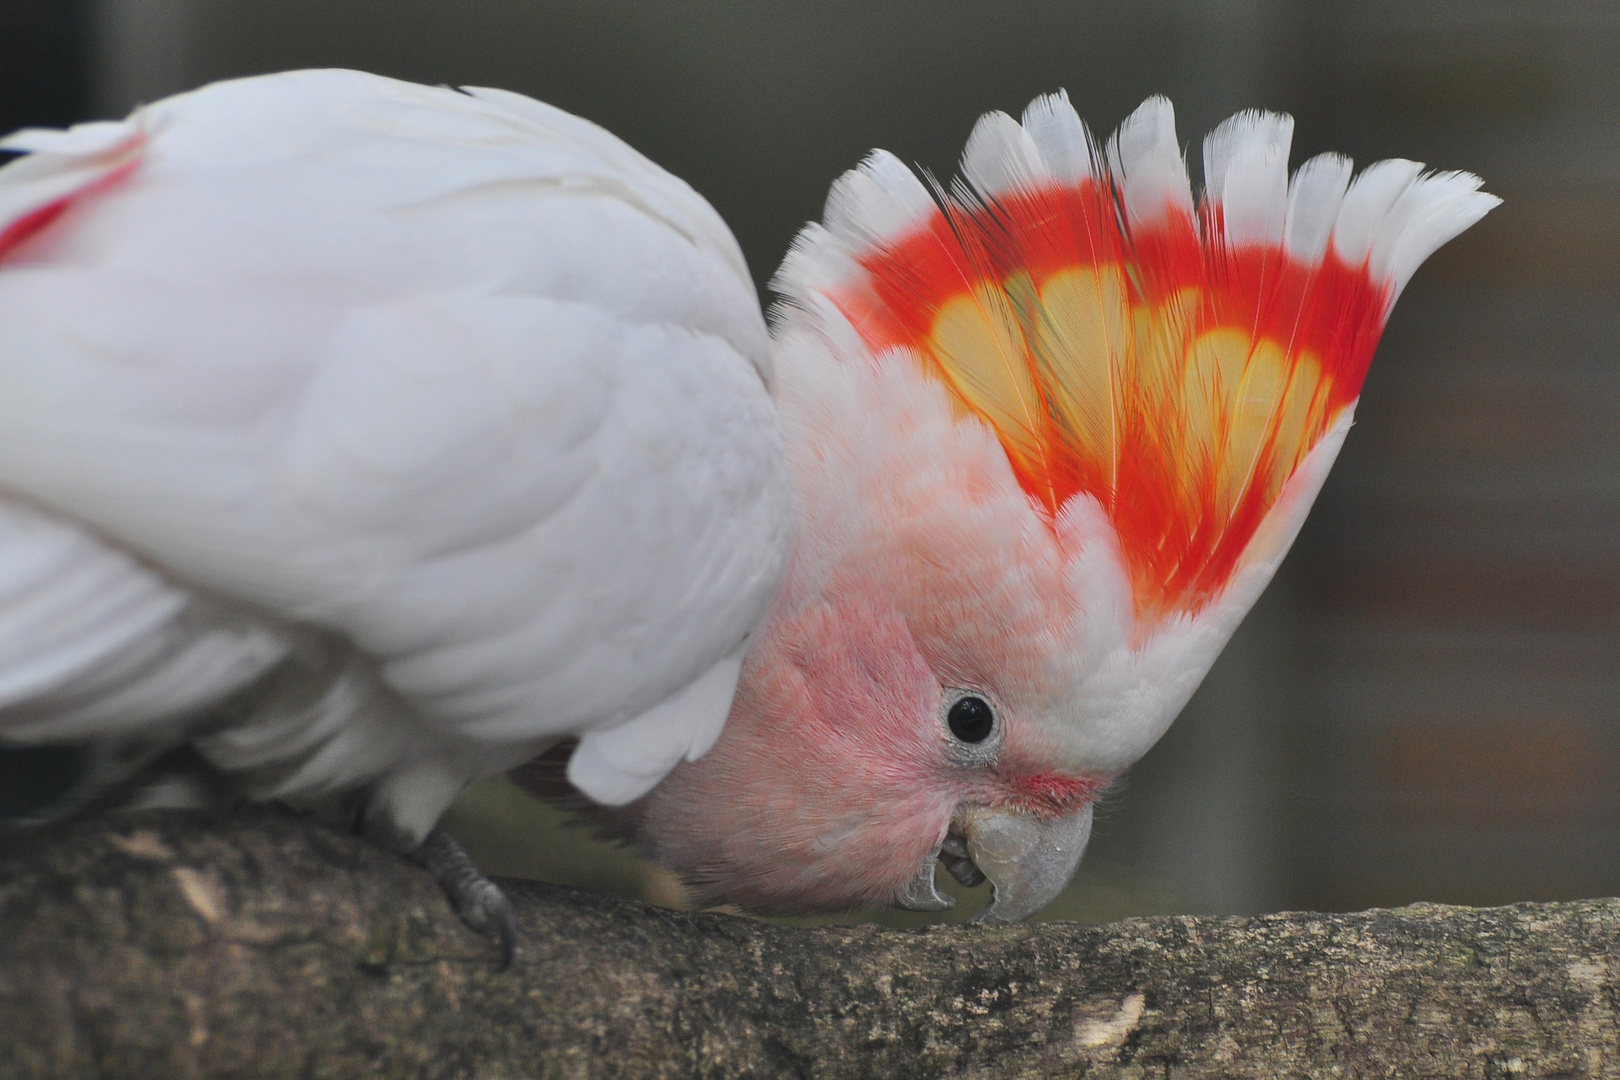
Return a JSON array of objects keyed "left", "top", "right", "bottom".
[{"left": 1, "top": 808, "right": 1617, "bottom": 1079}]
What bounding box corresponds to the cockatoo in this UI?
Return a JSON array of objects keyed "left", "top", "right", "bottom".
[
  {"left": 0, "top": 70, "right": 1495, "bottom": 949},
  {"left": 572, "top": 90, "right": 1498, "bottom": 920}
]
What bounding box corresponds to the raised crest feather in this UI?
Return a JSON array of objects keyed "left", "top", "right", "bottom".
[{"left": 775, "top": 94, "right": 1499, "bottom": 626}]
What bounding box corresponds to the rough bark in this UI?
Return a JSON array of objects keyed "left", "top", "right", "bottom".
[{"left": 1, "top": 809, "right": 1617, "bottom": 1079}]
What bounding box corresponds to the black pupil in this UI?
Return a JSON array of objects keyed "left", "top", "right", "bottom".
[{"left": 947, "top": 696, "right": 994, "bottom": 743}]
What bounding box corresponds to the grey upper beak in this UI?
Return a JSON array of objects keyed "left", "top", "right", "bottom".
[
  {"left": 890, "top": 802, "right": 1093, "bottom": 922},
  {"left": 956, "top": 802, "right": 1094, "bottom": 923}
]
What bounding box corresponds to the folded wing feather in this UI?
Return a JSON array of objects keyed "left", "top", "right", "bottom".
[{"left": 0, "top": 69, "right": 789, "bottom": 831}]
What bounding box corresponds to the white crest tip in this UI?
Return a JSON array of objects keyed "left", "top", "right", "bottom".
[
  {"left": 821, "top": 149, "right": 934, "bottom": 252},
  {"left": 960, "top": 110, "right": 1047, "bottom": 199},
  {"left": 1283, "top": 153, "right": 1352, "bottom": 262},
  {"left": 1330, "top": 157, "right": 1423, "bottom": 267},
  {"left": 1107, "top": 95, "right": 1194, "bottom": 227},
  {"left": 1380, "top": 172, "right": 1499, "bottom": 299},
  {"left": 1202, "top": 111, "right": 1292, "bottom": 189},
  {"left": 1207, "top": 110, "right": 1294, "bottom": 248},
  {"left": 1020, "top": 89, "right": 1095, "bottom": 183}
]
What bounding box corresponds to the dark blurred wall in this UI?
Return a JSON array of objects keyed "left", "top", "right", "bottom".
[
  {"left": 86, "top": 0, "right": 1299, "bottom": 296},
  {"left": 7, "top": 0, "right": 1620, "bottom": 919},
  {"left": 0, "top": 0, "right": 90, "bottom": 133},
  {"left": 1282, "top": 1, "right": 1620, "bottom": 909},
  {"left": 0, "top": 0, "right": 94, "bottom": 818}
]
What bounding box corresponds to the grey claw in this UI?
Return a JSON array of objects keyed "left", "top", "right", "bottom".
[{"left": 412, "top": 828, "right": 517, "bottom": 970}]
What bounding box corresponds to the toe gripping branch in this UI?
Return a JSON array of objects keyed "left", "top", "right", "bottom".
[{"left": 412, "top": 828, "right": 518, "bottom": 970}]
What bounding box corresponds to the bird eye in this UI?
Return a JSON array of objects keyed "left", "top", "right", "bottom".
[{"left": 947, "top": 695, "right": 995, "bottom": 743}]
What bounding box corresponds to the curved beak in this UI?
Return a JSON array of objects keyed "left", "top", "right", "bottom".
[
  {"left": 955, "top": 803, "right": 1094, "bottom": 923},
  {"left": 890, "top": 802, "right": 1094, "bottom": 922}
]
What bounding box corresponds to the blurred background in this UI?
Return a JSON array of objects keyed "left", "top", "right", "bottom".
[{"left": 3, "top": 0, "right": 1617, "bottom": 923}]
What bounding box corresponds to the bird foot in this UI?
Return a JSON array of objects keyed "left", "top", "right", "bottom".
[{"left": 410, "top": 828, "right": 517, "bottom": 970}]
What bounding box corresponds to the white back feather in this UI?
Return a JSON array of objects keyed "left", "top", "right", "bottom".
[
  {"left": 0, "top": 69, "right": 791, "bottom": 823},
  {"left": 459, "top": 84, "right": 755, "bottom": 292}
]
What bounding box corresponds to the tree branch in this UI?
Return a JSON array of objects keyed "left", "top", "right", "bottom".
[{"left": 2, "top": 808, "right": 1617, "bottom": 1078}]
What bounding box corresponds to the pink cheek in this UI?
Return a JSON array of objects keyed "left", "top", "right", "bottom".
[
  {"left": 780, "top": 604, "right": 939, "bottom": 766},
  {"left": 645, "top": 589, "right": 991, "bottom": 911}
]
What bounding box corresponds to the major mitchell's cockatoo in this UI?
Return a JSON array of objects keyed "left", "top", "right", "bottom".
[{"left": 0, "top": 70, "right": 1496, "bottom": 953}]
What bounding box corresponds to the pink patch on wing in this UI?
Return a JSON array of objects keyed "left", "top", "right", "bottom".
[{"left": 0, "top": 155, "right": 142, "bottom": 263}]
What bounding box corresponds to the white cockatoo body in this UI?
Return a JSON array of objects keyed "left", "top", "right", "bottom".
[{"left": 0, "top": 70, "right": 789, "bottom": 847}]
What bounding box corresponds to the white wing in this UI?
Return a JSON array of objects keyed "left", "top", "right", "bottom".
[{"left": 0, "top": 70, "right": 789, "bottom": 832}]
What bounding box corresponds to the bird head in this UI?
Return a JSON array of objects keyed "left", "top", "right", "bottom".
[{"left": 609, "top": 94, "right": 1496, "bottom": 920}]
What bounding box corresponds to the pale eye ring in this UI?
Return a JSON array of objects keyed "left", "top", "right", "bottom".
[{"left": 947, "top": 694, "right": 995, "bottom": 743}]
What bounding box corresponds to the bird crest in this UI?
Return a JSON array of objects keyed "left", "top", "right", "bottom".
[{"left": 778, "top": 94, "right": 1497, "bottom": 626}]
